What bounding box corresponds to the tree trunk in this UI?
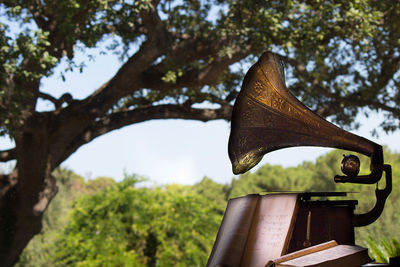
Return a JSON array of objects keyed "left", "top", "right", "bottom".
[{"left": 0, "top": 128, "right": 58, "bottom": 266}]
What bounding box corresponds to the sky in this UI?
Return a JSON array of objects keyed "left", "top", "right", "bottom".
[{"left": 1, "top": 46, "right": 399, "bottom": 186}]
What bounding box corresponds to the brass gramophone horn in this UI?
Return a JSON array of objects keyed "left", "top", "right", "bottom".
[{"left": 228, "top": 52, "right": 392, "bottom": 226}]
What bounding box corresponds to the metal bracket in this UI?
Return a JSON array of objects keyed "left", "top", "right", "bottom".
[{"left": 353, "top": 164, "right": 392, "bottom": 227}]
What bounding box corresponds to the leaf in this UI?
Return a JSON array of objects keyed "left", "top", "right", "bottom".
[
  {"left": 382, "top": 237, "right": 395, "bottom": 258},
  {"left": 367, "top": 237, "right": 387, "bottom": 263}
]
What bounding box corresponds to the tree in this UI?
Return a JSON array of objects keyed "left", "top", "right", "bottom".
[
  {"left": 52, "top": 176, "right": 222, "bottom": 266},
  {"left": 0, "top": 0, "right": 400, "bottom": 264},
  {"left": 192, "top": 177, "right": 230, "bottom": 209}
]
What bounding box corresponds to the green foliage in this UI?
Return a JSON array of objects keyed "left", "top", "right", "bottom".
[
  {"left": 52, "top": 175, "right": 221, "bottom": 266},
  {"left": 229, "top": 163, "right": 315, "bottom": 198},
  {"left": 192, "top": 177, "right": 230, "bottom": 211},
  {"left": 1, "top": 0, "right": 400, "bottom": 138},
  {"left": 85, "top": 176, "right": 117, "bottom": 194},
  {"left": 367, "top": 237, "right": 400, "bottom": 263}
]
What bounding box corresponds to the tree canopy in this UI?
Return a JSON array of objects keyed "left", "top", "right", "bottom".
[
  {"left": 1, "top": 0, "right": 400, "bottom": 265},
  {"left": 1, "top": 0, "right": 400, "bottom": 136}
]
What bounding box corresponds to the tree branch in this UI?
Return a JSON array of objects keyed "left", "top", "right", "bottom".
[
  {"left": 38, "top": 92, "right": 57, "bottom": 105},
  {"left": 281, "top": 53, "right": 400, "bottom": 117},
  {"left": 183, "top": 92, "right": 230, "bottom": 106},
  {"left": 93, "top": 104, "right": 232, "bottom": 138},
  {"left": 54, "top": 104, "right": 231, "bottom": 167},
  {"left": 0, "top": 148, "right": 16, "bottom": 162},
  {"left": 39, "top": 92, "right": 74, "bottom": 110},
  {"left": 148, "top": 37, "right": 220, "bottom": 73},
  {"left": 142, "top": 45, "right": 251, "bottom": 91},
  {"left": 61, "top": 1, "right": 172, "bottom": 120}
]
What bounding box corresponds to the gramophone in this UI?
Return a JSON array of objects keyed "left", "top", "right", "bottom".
[
  {"left": 207, "top": 52, "right": 392, "bottom": 266},
  {"left": 228, "top": 51, "right": 392, "bottom": 228}
]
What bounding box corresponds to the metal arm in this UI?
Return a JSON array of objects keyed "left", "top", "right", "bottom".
[{"left": 353, "top": 164, "right": 392, "bottom": 227}]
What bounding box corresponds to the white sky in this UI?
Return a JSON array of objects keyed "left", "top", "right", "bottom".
[{"left": 1, "top": 47, "right": 399, "bottom": 185}]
